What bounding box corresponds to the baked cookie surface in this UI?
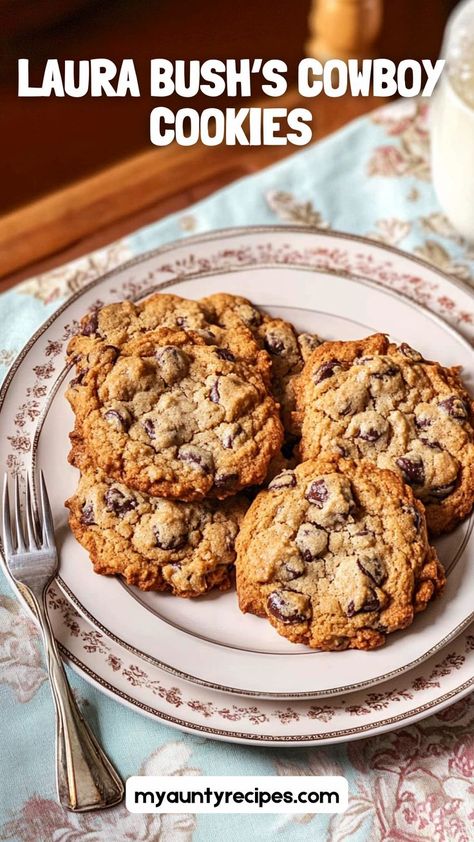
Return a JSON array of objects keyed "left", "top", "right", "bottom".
[
  {"left": 236, "top": 457, "right": 444, "bottom": 651},
  {"left": 67, "top": 293, "right": 263, "bottom": 368},
  {"left": 295, "top": 334, "right": 474, "bottom": 534},
  {"left": 200, "top": 293, "right": 321, "bottom": 434},
  {"left": 66, "top": 450, "right": 248, "bottom": 597},
  {"left": 67, "top": 327, "right": 283, "bottom": 500}
]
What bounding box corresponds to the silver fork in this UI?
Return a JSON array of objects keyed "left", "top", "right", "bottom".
[{"left": 1, "top": 471, "right": 124, "bottom": 812}]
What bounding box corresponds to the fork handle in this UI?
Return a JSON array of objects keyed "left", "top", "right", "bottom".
[{"left": 32, "top": 591, "right": 124, "bottom": 811}]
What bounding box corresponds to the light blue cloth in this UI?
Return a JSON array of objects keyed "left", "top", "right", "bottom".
[{"left": 0, "top": 100, "right": 473, "bottom": 842}]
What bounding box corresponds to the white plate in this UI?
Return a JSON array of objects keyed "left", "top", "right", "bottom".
[{"left": 2, "top": 226, "right": 474, "bottom": 702}]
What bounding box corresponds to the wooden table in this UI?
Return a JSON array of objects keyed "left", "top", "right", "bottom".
[{"left": 0, "top": 89, "right": 384, "bottom": 291}]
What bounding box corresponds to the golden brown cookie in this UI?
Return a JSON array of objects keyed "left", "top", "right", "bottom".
[
  {"left": 67, "top": 327, "right": 283, "bottom": 501},
  {"left": 66, "top": 446, "right": 248, "bottom": 597},
  {"left": 236, "top": 457, "right": 444, "bottom": 651},
  {"left": 295, "top": 334, "right": 474, "bottom": 534}
]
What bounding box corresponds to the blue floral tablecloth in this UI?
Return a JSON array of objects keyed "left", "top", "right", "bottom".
[{"left": 1, "top": 100, "right": 473, "bottom": 842}]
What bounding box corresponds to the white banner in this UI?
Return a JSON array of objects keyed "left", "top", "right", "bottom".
[{"left": 126, "top": 775, "right": 348, "bottom": 814}]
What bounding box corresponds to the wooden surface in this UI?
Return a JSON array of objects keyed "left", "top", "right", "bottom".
[
  {"left": 307, "top": 0, "right": 383, "bottom": 61},
  {"left": 0, "top": 89, "right": 383, "bottom": 290}
]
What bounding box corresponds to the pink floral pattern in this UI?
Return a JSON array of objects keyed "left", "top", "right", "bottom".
[
  {"left": 368, "top": 102, "right": 431, "bottom": 181},
  {"left": 277, "top": 696, "right": 474, "bottom": 841},
  {"left": 0, "top": 595, "right": 46, "bottom": 702},
  {"left": 0, "top": 743, "right": 199, "bottom": 842}
]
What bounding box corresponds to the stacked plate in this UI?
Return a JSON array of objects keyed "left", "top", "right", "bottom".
[{"left": 2, "top": 227, "right": 473, "bottom": 746}]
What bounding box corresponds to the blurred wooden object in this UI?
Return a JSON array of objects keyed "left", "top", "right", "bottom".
[
  {"left": 0, "top": 87, "right": 384, "bottom": 288},
  {"left": 307, "top": 0, "right": 383, "bottom": 60}
]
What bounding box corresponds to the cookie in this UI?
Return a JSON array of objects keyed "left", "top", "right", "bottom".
[
  {"left": 200, "top": 293, "right": 321, "bottom": 434},
  {"left": 66, "top": 445, "right": 248, "bottom": 597},
  {"left": 67, "top": 327, "right": 283, "bottom": 500},
  {"left": 67, "top": 293, "right": 264, "bottom": 380},
  {"left": 295, "top": 334, "right": 474, "bottom": 534},
  {"left": 236, "top": 457, "right": 444, "bottom": 651}
]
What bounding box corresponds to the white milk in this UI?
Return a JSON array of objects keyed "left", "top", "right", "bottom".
[{"left": 431, "top": 0, "right": 474, "bottom": 240}]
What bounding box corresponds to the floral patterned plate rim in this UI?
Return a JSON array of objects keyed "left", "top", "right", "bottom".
[
  {"left": 3, "top": 576, "right": 472, "bottom": 746},
  {"left": 2, "top": 226, "right": 474, "bottom": 700}
]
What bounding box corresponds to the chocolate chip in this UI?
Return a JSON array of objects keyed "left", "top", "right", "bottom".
[
  {"left": 81, "top": 311, "right": 99, "bottom": 336},
  {"left": 396, "top": 457, "right": 425, "bottom": 486},
  {"left": 305, "top": 479, "right": 329, "bottom": 506},
  {"left": 358, "top": 428, "right": 382, "bottom": 442},
  {"left": 400, "top": 343, "right": 423, "bottom": 361},
  {"left": 210, "top": 379, "right": 220, "bottom": 403},
  {"left": 357, "top": 558, "right": 387, "bottom": 586},
  {"left": 264, "top": 332, "right": 286, "bottom": 356},
  {"left": 278, "top": 558, "right": 306, "bottom": 582},
  {"left": 178, "top": 445, "right": 214, "bottom": 474},
  {"left": 347, "top": 591, "right": 380, "bottom": 617},
  {"left": 402, "top": 504, "right": 422, "bottom": 531},
  {"left": 372, "top": 365, "right": 399, "bottom": 379},
  {"left": 104, "top": 409, "right": 129, "bottom": 430},
  {"left": 175, "top": 316, "right": 187, "bottom": 327},
  {"left": 267, "top": 590, "right": 311, "bottom": 624},
  {"left": 81, "top": 503, "right": 95, "bottom": 525},
  {"left": 214, "top": 472, "right": 238, "bottom": 489},
  {"left": 215, "top": 348, "right": 235, "bottom": 362},
  {"left": 439, "top": 396, "right": 469, "bottom": 421},
  {"left": 143, "top": 419, "right": 155, "bottom": 439},
  {"left": 362, "top": 593, "right": 381, "bottom": 612},
  {"left": 156, "top": 346, "right": 189, "bottom": 383},
  {"left": 104, "top": 488, "right": 136, "bottom": 517},
  {"left": 355, "top": 527, "right": 371, "bottom": 536},
  {"left": 295, "top": 522, "right": 328, "bottom": 561},
  {"left": 268, "top": 470, "right": 297, "bottom": 490},
  {"left": 428, "top": 480, "right": 458, "bottom": 500},
  {"left": 415, "top": 414, "right": 431, "bottom": 430},
  {"left": 70, "top": 372, "right": 85, "bottom": 388},
  {"left": 154, "top": 525, "right": 187, "bottom": 551},
  {"left": 314, "top": 359, "right": 341, "bottom": 385},
  {"left": 419, "top": 437, "right": 442, "bottom": 451}
]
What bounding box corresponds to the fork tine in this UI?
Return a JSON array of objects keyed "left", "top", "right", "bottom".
[
  {"left": 38, "top": 470, "right": 54, "bottom": 548},
  {"left": 2, "top": 476, "right": 14, "bottom": 557},
  {"left": 14, "top": 474, "right": 26, "bottom": 552},
  {"left": 25, "top": 472, "right": 39, "bottom": 550}
]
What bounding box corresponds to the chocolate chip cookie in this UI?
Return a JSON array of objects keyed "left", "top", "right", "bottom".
[
  {"left": 295, "top": 334, "right": 474, "bottom": 534},
  {"left": 67, "top": 327, "right": 283, "bottom": 500},
  {"left": 236, "top": 457, "right": 444, "bottom": 650},
  {"left": 200, "top": 293, "right": 321, "bottom": 434},
  {"left": 66, "top": 446, "right": 248, "bottom": 596}
]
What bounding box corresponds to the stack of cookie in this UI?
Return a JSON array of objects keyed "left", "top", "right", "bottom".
[
  {"left": 65, "top": 292, "right": 312, "bottom": 598},
  {"left": 65, "top": 293, "right": 474, "bottom": 652}
]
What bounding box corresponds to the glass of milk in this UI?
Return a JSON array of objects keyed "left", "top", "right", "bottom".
[{"left": 431, "top": 0, "right": 474, "bottom": 241}]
